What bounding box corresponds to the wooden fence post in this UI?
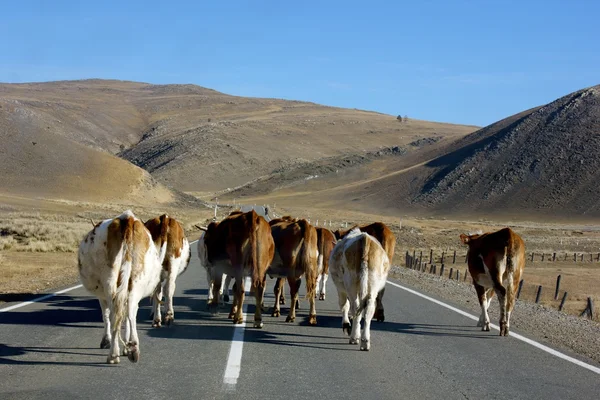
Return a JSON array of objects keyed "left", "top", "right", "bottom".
[
  {"left": 449, "top": 267, "right": 454, "bottom": 280},
  {"left": 517, "top": 279, "right": 524, "bottom": 299},
  {"left": 580, "top": 297, "right": 595, "bottom": 319},
  {"left": 535, "top": 285, "right": 543, "bottom": 303},
  {"left": 554, "top": 275, "right": 562, "bottom": 300},
  {"left": 453, "top": 250, "right": 456, "bottom": 264},
  {"left": 552, "top": 252, "right": 556, "bottom": 262},
  {"left": 429, "top": 249, "right": 433, "bottom": 264},
  {"left": 541, "top": 253, "right": 545, "bottom": 262},
  {"left": 531, "top": 252, "right": 534, "bottom": 262},
  {"left": 580, "top": 254, "right": 584, "bottom": 262},
  {"left": 456, "top": 270, "right": 460, "bottom": 280},
  {"left": 574, "top": 252, "right": 577, "bottom": 262},
  {"left": 464, "top": 269, "right": 468, "bottom": 282},
  {"left": 465, "top": 253, "right": 468, "bottom": 263},
  {"left": 559, "top": 292, "right": 568, "bottom": 312},
  {"left": 441, "top": 252, "right": 445, "bottom": 264},
  {"left": 440, "top": 265, "right": 445, "bottom": 277},
  {"left": 405, "top": 251, "right": 409, "bottom": 268},
  {"left": 419, "top": 251, "right": 423, "bottom": 264},
  {"left": 590, "top": 254, "right": 594, "bottom": 262}
]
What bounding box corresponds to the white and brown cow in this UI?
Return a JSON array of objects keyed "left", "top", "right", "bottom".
[
  {"left": 144, "top": 214, "right": 191, "bottom": 327},
  {"left": 316, "top": 227, "right": 336, "bottom": 301},
  {"left": 268, "top": 217, "right": 319, "bottom": 325},
  {"left": 197, "top": 210, "right": 274, "bottom": 328},
  {"left": 78, "top": 210, "right": 162, "bottom": 364},
  {"left": 334, "top": 222, "right": 395, "bottom": 322},
  {"left": 460, "top": 227, "right": 525, "bottom": 336},
  {"left": 329, "top": 228, "right": 391, "bottom": 351}
]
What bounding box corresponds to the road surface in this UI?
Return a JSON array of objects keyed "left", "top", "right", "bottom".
[{"left": 1, "top": 241, "right": 598, "bottom": 400}]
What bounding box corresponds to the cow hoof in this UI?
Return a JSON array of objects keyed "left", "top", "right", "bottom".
[
  {"left": 228, "top": 312, "right": 235, "bottom": 319},
  {"left": 499, "top": 323, "right": 509, "bottom": 336},
  {"left": 107, "top": 355, "right": 120, "bottom": 364},
  {"left": 319, "top": 294, "right": 325, "bottom": 301},
  {"left": 482, "top": 323, "right": 490, "bottom": 332},
  {"left": 295, "top": 300, "right": 300, "bottom": 309},
  {"left": 223, "top": 294, "right": 230, "bottom": 303},
  {"left": 100, "top": 335, "right": 111, "bottom": 349},
  {"left": 342, "top": 322, "right": 352, "bottom": 335},
  {"left": 253, "top": 320, "right": 264, "bottom": 329},
  {"left": 360, "top": 339, "right": 370, "bottom": 351},
  {"left": 233, "top": 317, "right": 243, "bottom": 325},
  {"left": 127, "top": 349, "right": 139, "bottom": 363},
  {"left": 285, "top": 316, "right": 295, "bottom": 323},
  {"left": 375, "top": 309, "right": 385, "bottom": 322},
  {"left": 272, "top": 310, "right": 280, "bottom": 318},
  {"left": 308, "top": 314, "right": 317, "bottom": 326},
  {"left": 152, "top": 319, "right": 162, "bottom": 328},
  {"left": 349, "top": 338, "right": 359, "bottom": 345},
  {"left": 164, "top": 315, "right": 174, "bottom": 326}
]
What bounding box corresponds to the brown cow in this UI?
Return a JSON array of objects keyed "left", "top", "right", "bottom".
[
  {"left": 197, "top": 210, "right": 274, "bottom": 328},
  {"left": 316, "top": 227, "right": 336, "bottom": 300},
  {"left": 144, "top": 214, "right": 191, "bottom": 327},
  {"left": 268, "top": 217, "right": 318, "bottom": 325},
  {"left": 334, "top": 222, "right": 395, "bottom": 322},
  {"left": 460, "top": 228, "right": 525, "bottom": 336}
]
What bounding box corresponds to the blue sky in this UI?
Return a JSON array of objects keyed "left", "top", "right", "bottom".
[{"left": 1, "top": 1, "right": 599, "bottom": 126}]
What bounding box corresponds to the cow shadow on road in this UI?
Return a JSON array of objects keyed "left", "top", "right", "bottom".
[
  {"left": 371, "top": 321, "right": 495, "bottom": 339},
  {"left": 0, "top": 296, "right": 102, "bottom": 328},
  {"left": 0, "top": 344, "right": 110, "bottom": 367}
]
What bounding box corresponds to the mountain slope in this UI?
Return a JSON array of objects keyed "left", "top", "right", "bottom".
[
  {"left": 240, "top": 85, "right": 600, "bottom": 220},
  {"left": 0, "top": 80, "right": 478, "bottom": 196}
]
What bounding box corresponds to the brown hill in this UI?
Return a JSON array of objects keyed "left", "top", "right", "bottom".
[
  {"left": 0, "top": 80, "right": 477, "bottom": 199},
  {"left": 242, "top": 85, "right": 600, "bottom": 220}
]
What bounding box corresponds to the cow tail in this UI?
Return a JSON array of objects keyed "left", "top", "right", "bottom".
[
  {"left": 250, "top": 212, "right": 261, "bottom": 290},
  {"left": 113, "top": 217, "right": 134, "bottom": 331},
  {"left": 157, "top": 214, "right": 169, "bottom": 265},
  {"left": 356, "top": 235, "right": 371, "bottom": 316},
  {"left": 300, "top": 221, "right": 317, "bottom": 300}
]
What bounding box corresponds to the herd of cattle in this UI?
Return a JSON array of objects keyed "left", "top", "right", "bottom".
[{"left": 77, "top": 209, "right": 525, "bottom": 364}]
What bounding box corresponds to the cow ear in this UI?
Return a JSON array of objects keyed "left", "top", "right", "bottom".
[{"left": 459, "top": 234, "right": 470, "bottom": 244}]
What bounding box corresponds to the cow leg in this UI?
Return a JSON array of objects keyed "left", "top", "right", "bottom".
[
  {"left": 206, "top": 268, "right": 214, "bottom": 307},
  {"left": 163, "top": 270, "right": 177, "bottom": 326},
  {"left": 319, "top": 273, "right": 329, "bottom": 301},
  {"left": 375, "top": 287, "right": 385, "bottom": 322},
  {"left": 286, "top": 277, "right": 301, "bottom": 323},
  {"left": 505, "top": 271, "right": 518, "bottom": 336},
  {"left": 107, "top": 302, "right": 121, "bottom": 364},
  {"left": 121, "top": 317, "right": 130, "bottom": 356},
  {"left": 308, "top": 283, "right": 317, "bottom": 326},
  {"left": 360, "top": 295, "right": 377, "bottom": 351},
  {"left": 493, "top": 275, "right": 508, "bottom": 336},
  {"left": 272, "top": 278, "right": 283, "bottom": 317},
  {"left": 231, "top": 276, "right": 245, "bottom": 324},
  {"left": 348, "top": 292, "right": 361, "bottom": 345},
  {"left": 279, "top": 280, "right": 286, "bottom": 305},
  {"left": 125, "top": 296, "right": 141, "bottom": 363},
  {"left": 99, "top": 299, "right": 112, "bottom": 349},
  {"left": 316, "top": 274, "right": 322, "bottom": 299},
  {"left": 474, "top": 283, "right": 492, "bottom": 331},
  {"left": 210, "top": 274, "right": 223, "bottom": 315},
  {"left": 253, "top": 276, "right": 266, "bottom": 328},
  {"left": 152, "top": 281, "right": 163, "bottom": 328},
  {"left": 223, "top": 274, "right": 232, "bottom": 303}
]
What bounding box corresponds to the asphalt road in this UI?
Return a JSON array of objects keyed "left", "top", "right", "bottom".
[{"left": 1, "top": 242, "right": 599, "bottom": 400}]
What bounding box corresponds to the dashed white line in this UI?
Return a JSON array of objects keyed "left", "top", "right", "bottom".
[
  {"left": 223, "top": 276, "right": 252, "bottom": 391},
  {"left": 386, "top": 279, "right": 600, "bottom": 375}
]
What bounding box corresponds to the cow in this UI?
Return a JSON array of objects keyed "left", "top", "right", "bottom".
[
  {"left": 334, "top": 222, "right": 395, "bottom": 322},
  {"left": 460, "top": 227, "right": 525, "bottom": 336},
  {"left": 78, "top": 210, "right": 162, "bottom": 364},
  {"left": 329, "top": 228, "right": 391, "bottom": 351},
  {"left": 144, "top": 214, "right": 191, "bottom": 327},
  {"left": 197, "top": 210, "right": 274, "bottom": 327},
  {"left": 316, "top": 227, "right": 336, "bottom": 300},
  {"left": 268, "top": 217, "right": 318, "bottom": 325}
]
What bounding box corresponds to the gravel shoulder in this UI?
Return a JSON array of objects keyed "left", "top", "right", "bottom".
[{"left": 389, "top": 266, "right": 600, "bottom": 365}]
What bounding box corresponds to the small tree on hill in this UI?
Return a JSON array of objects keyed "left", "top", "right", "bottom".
[{"left": 397, "top": 115, "right": 403, "bottom": 122}]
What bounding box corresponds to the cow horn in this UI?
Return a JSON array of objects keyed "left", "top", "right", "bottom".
[
  {"left": 90, "top": 218, "right": 97, "bottom": 227},
  {"left": 194, "top": 224, "right": 208, "bottom": 231}
]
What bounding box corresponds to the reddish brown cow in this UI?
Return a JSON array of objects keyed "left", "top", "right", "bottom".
[
  {"left": 268, "top": 217, "right": 319, "bottom": 325},
  {"left": 197, "top": 210, "right": 275, "bottom": 328},
  {"left": 334, "top": 222, "right": 396, "bottom": 322},
  {"left": 460, "top": 227, "right": 525, "bottom": 336},
  {"left": 316, "top": 227, "right": 336, "bottom": 300}
]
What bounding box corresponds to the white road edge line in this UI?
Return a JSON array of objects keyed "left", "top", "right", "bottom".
[
  {"left": 0, "top": 239, "right": 202, "bottom": 313},
  {"left": 0, "top": 284, "right": 84, "bottom": 313},
  {"left": 386, "top": 279, "right": 600, "bottom": 375},
  {"left": 223, "top": 276, "right": 252, "bottom": 391}
]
